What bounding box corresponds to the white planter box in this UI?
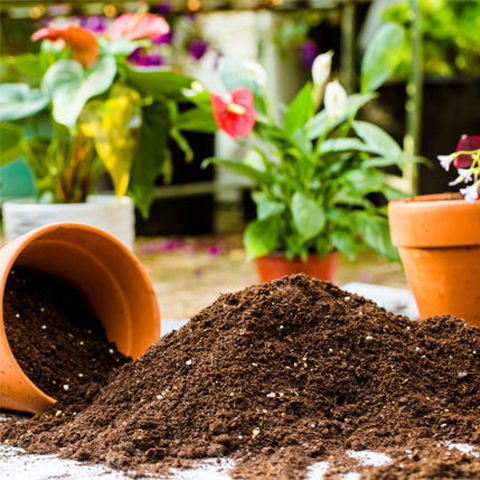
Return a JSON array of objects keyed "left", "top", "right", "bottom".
[{"left": 2, "top": 195, "right": 135, "bottom": 249}]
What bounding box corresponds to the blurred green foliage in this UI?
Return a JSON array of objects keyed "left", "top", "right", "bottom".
[{"left": 383, "top": 0, "right": 480, "bottom": 78}]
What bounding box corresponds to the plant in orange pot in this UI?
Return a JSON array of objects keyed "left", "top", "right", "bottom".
[
  {"left": 389, "top": 135, "right": 480, "bottom": 327},
  {"left": 203, "top": 23, "right": 412, "bottom": 282}
]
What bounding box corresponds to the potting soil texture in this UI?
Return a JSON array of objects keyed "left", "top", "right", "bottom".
[
  {"left": 1, "top": 274, "right": 479, "bottom": 479},
  {"left": 2, "top": 267, "right": 128, "bottom": 403}
]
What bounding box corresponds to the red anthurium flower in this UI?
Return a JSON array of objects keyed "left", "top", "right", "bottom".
[
  {"left": 107, "top": 13, "right": 170, "bottom": 41},
  {"left": 210, "top": 88, "right": 256, "bottom": 138},
  {"left": 455, "top": 134, "right": 480, "bottom": 169},
  {"left": 31, "top": 24, "right": 99, "bottom": 68}
]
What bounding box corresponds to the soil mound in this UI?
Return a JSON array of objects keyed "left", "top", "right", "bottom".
[{"left": 2, "top": 274, "right": 479, "bottom": 478}]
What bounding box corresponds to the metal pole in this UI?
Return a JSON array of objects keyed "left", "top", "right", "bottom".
[
  {"left": 404, "top": 0, "right": 423, "bottom": 194},
  {"left": 341, "top": 0, "right": 356, "bottom": 93}
]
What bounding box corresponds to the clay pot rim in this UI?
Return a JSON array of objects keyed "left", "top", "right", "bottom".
[{"left": 389, "top": 193, "right": 480, "bottom": 248}]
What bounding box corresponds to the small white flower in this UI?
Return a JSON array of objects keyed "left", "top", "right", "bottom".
[
  {"left": 324, "top": 80, "right": 347, "bottom": 118},
  {"left": 312, "top": 51, "right": 333, "bottom": 87},
  {"left": 457, "top": 168, "right": 473, "bottom": 182},
  {"left": 460, "top": 183, "right": 480, "bottom": 202},
  {"left": 243, "top": 60, "right": 268, "bottom": 87},
  {"left": 181, "top": 80, "right": 205, "bottom": 98},
  {"left": 437, "top": 154, "right": 454, "bottom": 171}
]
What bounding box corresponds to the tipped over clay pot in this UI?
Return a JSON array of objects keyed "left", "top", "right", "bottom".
[
  {"left": 255, "top": 253, "right": 337, "bottom": 283},
  {"left": 0, "top": 223, "right": 160, "bottom": 415},
  {"left": 389, "top": 193, "right": 480, "bottom": 327}
]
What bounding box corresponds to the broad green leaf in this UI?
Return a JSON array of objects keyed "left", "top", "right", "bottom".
[
  {"left": 176, "top": 107, "right": 217, "bottom": 133},
  {"left": 341, "top": 168, "right": 386, "bottom": 195},
  {"left": 202, "top": 157, "right": 271, "bottom": 186},
  {"left": 318, "top": 138, "right": 371, "bottom": 153},
  {"left": 362, "top": 153, "right": 417, "bottom": 168},
  {"left": 252, "top": 191, "right": 285, "bottom": 220},
  {"left": 361, "top": 22, "right": 406, "bottom": 93},
  {"left": 0, "top": 122, "right": 24, "bottom": 166},
  {"left": 309, "top": 93, "right": 375, "bottom": 140},
  {"left": 43, "top": 58, "right": 117, "bottom": 129},
  {"left": 354, "top": 212, "right": 400, "bottom": 262},
  {"left": 331, "top": 229, "right": 358, "bottom": 260},
  {"left": 244, "top": 217, "right": 280, "bottom": 260},
  {"left": 129, "top": 101, "right": 171, "bottom": 217},
  {"left": 100, "top": 37, "right": 141, "bottom": 57},
  {"left": 125, "top": 66, "right": 193, "bottom": 99},
  {"left": 352, "top": 120, "right": 402, "bottom": 157},
  {"left": 291, "top": 192, "right": 326, "bottom": 240},
  {"left": 0, "top": 84, "right": 48, "bottom": 121},
  {"left": 283, "top": 83, "right": 314, "bottom": 136}
]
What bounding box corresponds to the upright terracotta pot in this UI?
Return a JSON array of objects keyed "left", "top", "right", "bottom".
[
  {"left": 389, "top": 193, "right": 480, "bottom": 327},
  {"left": 255, "top": 253, "right": 337, "bottom": 283},
  {"left": 0, "top": 223, "right": 160, "bottom": 415}
]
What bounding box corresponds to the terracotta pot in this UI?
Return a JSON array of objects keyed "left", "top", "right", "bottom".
[
  {"left": 389, "top": 193, "right": 480, "bottom": 327},
  {"left": 255, "top": 253, "right": 337, "bottom": 283},
  {"left": 0, "top": 223, "right": 160, "bottom": 415}
]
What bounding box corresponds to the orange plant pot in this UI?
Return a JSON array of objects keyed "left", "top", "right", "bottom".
[
  {"left": 255, "top": 253, "right": 337, "bottom": 283},
  {"left": 0, "top": 223, "right": 160, "bottom": 415},
  {"left": 389, "top": 193, "right": 480, "bottom": 327}
]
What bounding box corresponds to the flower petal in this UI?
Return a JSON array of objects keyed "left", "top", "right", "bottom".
[
  {"left": 211, "top": 87, "right": 255, "bottom": 138},
  {"left": 454, "top": 134, "right": 480, "bottom": 169},
  {"left": 108, "top": 13, "right": 170, "bottom": 41}
]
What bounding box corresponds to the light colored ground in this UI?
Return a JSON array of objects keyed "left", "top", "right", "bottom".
[{"left": 135, "top": 235, "right": 408, "bottom": 319}]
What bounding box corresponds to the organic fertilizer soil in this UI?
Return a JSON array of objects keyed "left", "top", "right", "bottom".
[
  {"left": 2, "top": 267, "right": 128, "bottom": 403},
  {"left": 1, "top": 274, "right": 479, "bottom": 479}
]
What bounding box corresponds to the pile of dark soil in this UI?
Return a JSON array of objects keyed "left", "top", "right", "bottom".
[
  {"left": 3, "top": 268, "right": 128, "bottom": 403},
  {"left": 1, "top": 274, "right": 479, "bottom": 479}
]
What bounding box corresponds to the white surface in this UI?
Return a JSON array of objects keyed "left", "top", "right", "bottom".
[
  {"left": 2, "top": 195, "right": 135, "bottom": 249},
  {"left": 343, "top": 282, "right": 419, "bottom": 319}
]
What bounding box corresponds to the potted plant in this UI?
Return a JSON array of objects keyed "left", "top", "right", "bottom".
[
  {"left": 203, "top": 23, "right": 413, "bottom": 282},
  {"left": 389, "top": 135, "right": 480, "bottom": 327},
  {"left": 0, "top": 11, "right": 215, "bottom": 247}
]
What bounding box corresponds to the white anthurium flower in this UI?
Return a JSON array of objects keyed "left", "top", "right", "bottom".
[
  {"left": 243, "top": 60, "right": 268, "bottom": 87},
  {"left": 437, "top": 154, "right": 454, "bottom": 171},
  {"left": 324, "top": 80, "right": 348, "bottom": 118},
  {"left": 312, "top": 50, "right": 333, "bottom": 87},
  {"left": 460, "top": 182, "right": 480, "bottom": 202}
]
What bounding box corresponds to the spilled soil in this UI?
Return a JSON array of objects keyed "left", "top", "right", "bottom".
[
  {"left": 1, "top": 274, "right": 479, "bottom": 478},
  {"left": 2, "top": 267, "right": 128, "bottom": 403}
]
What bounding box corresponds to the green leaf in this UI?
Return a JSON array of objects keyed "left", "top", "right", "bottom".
[
  {"left": 309, "top": 93, "right": 375, "bottom": 140},
  {"left": 0, "top": 122, "right": 25, "bottom": 166},
  {"left": 291, "top": 192, "right": 326, "bottom": 240},
  {"left": 100, "top": 37, "right": 141, "bottom": 57},
  {"left": 0, "top": 83, "right": 48, "bottom": 121},
  {"left": 318, "top": 138, "right": 371, "bottom": 153},
  {"left": 331, "top": 229, "right": 358, "bottom": 260},
  {"left": 129, "top": 101, "right": 171, "bottom": 217},
  {"left": 43, "top": 58, "right": 117, "bottom": 129},
  {"left": 176, "top": 107, "right": 217, "bottom": 133},
  {"left": 361, "top": 22, "right": 406, "bottom": 93},
  {"left": 244, "top": 217, "right": 280, "bottom": 260},
  {"left": 362, "top": 153, "right": 417, "bottom": 168},
  {"left": 125, "top": 66, "right": 193, "bottom": 100},
  {"left": 202, "top": 157, "right": 271, "bottom": 186},
  {"left": 252, "top": 191, "right": 285, "bottom": 220},
  {"left": 170, "top": 128, "right": 193, "bottom": 162},
  {"left": 283, "top": 83, "right": 314, "bottom": 136},
  {"left": 352, "top": 120, "right": 402, "bottom": 157},
  {"left": 354, "top": 212, "right": 400, "bottom": 262}
]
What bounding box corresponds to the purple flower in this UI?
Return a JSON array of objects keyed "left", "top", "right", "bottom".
[
  {"left": 299, "top": 40, "right": 318, "bottom": 69},
  {"left": 189, "top": 39, "right": 208, "bottom": 60},
  {"left": 77, "top": 15, "right": 107, "bottom": 34},
  {"left": 153, "top": 30, "right": 173, "bottom": 45},
  {"left": 208, "top": 246, "right": 221, "bottom": 257},
  {"left": 157, "top": 1, "right": 172, "bottom": 15},
  {"left": 128, "top": 47, "right": 165, "bottom": 67}
]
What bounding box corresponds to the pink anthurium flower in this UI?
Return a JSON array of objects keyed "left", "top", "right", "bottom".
[
  {"left": 107, "top": 13, "right": 170, "bottom": 41},
  {"left": 31, "top": 24, "right": 99, "bottom": 68},
  {"left": 455, "top": 135, "right": 480, "bottom": 169},
  {"left": 210, "top": 88, "right": 256, "bottom": 138}
]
